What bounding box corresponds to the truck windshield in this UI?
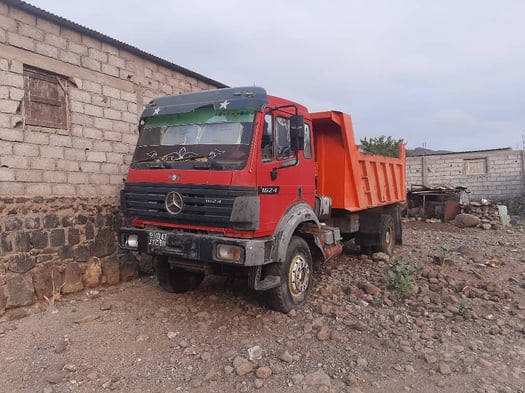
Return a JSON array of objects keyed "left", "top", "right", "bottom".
[{"left": 131, "top": 108, "right": 255, "bottom": 170}]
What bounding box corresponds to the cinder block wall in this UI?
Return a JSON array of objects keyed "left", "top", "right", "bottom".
[
  {"left": 0, "top": 1, "right": 223, "bottom": 319},
  {"left": 406, "top": 149, "right": 525, "bottom": 200}
]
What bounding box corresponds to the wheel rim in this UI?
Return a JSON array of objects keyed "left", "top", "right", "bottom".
[{"left": 288, "top": 255, "right": 310, "bottom": 297}]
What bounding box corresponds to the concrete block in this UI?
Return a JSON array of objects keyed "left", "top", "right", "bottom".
[
  {"left": 0, "top": 139, "right": 13, "bottom": 154},
  {"left": 108, "top": 54, "right": 125, "bottom": 68},
  {"left": 0, "top": 98, "right": 19, "bottom": 113},
  {"left": 36, "top": 17, "right": 60, "bottom": 34},
  {"left": 106, "top": 153, "right": 124, "bottom": 165},
  {"left": 81, "top": 34, "right": 102, "bottom": 49},
  {"left": 103, "top": 108, "right": 121, "bottom": 120},
  {"left": 2, "top": 155, "right": 29, "bottom": 169},
  {"left": 18, "top": 22, "right": 43, "bottom": 40},
  {"left": 110, "top": 99, "right": 127, "bottom": 112},
  {"left": 70, "top": 89, "right": 92, "bottom": 103},
  {"left": 0, "top": 71, "right": 23, "bottom": 87},
  {"left": 94, "top": 117, "right": 112, "bottom": 130},
  {"left": 89, "top": 173, "right": 110, "bottom": 184},
  {"left": 86, "top": 151, "right": 106, "bottom": 162},
  {"left": 83, "top": 127, "right": 102, "bottom": 140},
  {"left": 88, "top": 47, "right": 107, "bottom": 63},
  {"left": 71, "top": 137, "right": 92, "bottom": 151},
  {"left": 7, "top": 31, "right": 34, "bottom": 50},
  {"left": 102, "top": 85, "right": 120, "bottom": 99},
  {"left": 24, "top": 130, "right": 49, "bottom": 145},
  {"left": 103, "top": 131, "right": 122, "bottom": 142},
  {"left": 101, "top": 63, "right": 119, "bottom": 77},
  {"left": 0, "top": 179, "right": 24, "bottom": 194},
  {"left": 101, "top": 163, "right": 119, "bottom": 174},
  {"left": 80, "top": 161, "right": 100, "bottom": 173},
  {"left": 52, "top": 183, "right": 76, "bottom": 195},
  {"left": 0, "top": 127, "right": 23, "bottom": 142},
  {"left": 40, "top": 145, "right": 64, "bottom": 159},
  {"left": 64, "top": 148, "right": 86, "bottom": 162},
  {"left": 67, "top": 172, "right": 89, "bottom": 184},
  {"left": 84, "top": 103, "right": 103, "bottom": 117},
  {"left": 30, "top": 157, "right": 56, "bottom": 170},
  {"left": 44, "top": 32, "right": 67, "bottom": 49},
  {"left": 81, "top": 56, "right": 101, "bottom": 72},
  {"left": 16, "top": 169, "right": 43, "bottom": 182},
  {"left": 71, "top": 112, "right": 94, "bottom": 127},
  {"left": 0, "top": 167, "right": 15, "bottom": 181},
  {"left": 56, "top": 159, "right": 80, "bottom": 172},
  {"left": 93, "top": 140, "right": 112, "bottom": 152},
  {"left": 13, "top": 143, "right": 38, "bottom": 157},
  {"left": 49, "top": 134, "right": 72, "bottom": 147},
  {"left": 43, "top": 170, "right": 66, "bottom": 183},
  {"left": 9, "top": 87, "right": 24, "bottom": 101},
  {"left": 59, "top": 50, "right": 81, "bottom": 65},
  {"left": 83, "top": 80, "right": 102, "bottom": 94},
  {"left": 35, "top": 42, "right": 58, "bottom": 58}
]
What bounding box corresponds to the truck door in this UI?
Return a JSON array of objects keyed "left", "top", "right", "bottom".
[{"left": 256, "top": 111, "right": 315, "bottom": 235}]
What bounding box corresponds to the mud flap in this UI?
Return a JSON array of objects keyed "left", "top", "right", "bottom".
[{"left": 247, "top": 266, "right": 280, "bottom": 291}]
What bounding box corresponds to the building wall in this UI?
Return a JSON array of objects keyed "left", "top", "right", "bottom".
[
  {"left": 0, "top": 2, "right": 223, "bottom": 319},
  {"left": 406, "top": 149, "right": 525, "bottom": 200}
]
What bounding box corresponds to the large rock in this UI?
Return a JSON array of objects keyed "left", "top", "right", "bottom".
[
  {"left": 62, "top": 262, "right": 84, "bottom": 294},
  {"left": 83, "top": 258, "right": 102, "bottom": 288},
  {"left": 31, "top": 263, "right": 63, "bottom": 300},
  {"left": 6, "top": 275, "right": 36, "bottom": 309},
  {"left": 0, "top": 286, "right": 7, "bottom": 315},
  {"left": 303, "top": 370, "right": 331, "bottom": 387},
  {"left": 454, "top": 213, "right": 480, "bottom": 228},
  {"left": 102, "top": 258, "right": 120, "bottom": 285},
  {"left": 8, "top": 253, "right": 36, "bottom": 273}
]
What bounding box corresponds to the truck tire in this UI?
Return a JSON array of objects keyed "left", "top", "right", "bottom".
[
  {"left": 154, "top": 256, "right": 204, "bottom": 293},
  {"left": 266, "top": 236, "right": 312, "bottom": 313},
  {"left": 373, "top": 214, "right": 395, "bottom": 255}
]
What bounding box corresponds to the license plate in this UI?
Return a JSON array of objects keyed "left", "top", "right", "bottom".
[{"left": 148, "top": 232, "right": 168, "bottom": 247}]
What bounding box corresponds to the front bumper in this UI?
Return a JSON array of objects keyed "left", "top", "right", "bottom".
[{"left": 119, "top": 227, "right": 270, "bottom": 267}]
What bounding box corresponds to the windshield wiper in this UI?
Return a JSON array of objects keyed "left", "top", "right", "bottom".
[{"left": 132, "top": 157, "right": 171, "bottom": 169}]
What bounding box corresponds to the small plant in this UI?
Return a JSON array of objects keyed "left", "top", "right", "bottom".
[
  {"left": 371, "top": 294, "right": 383, "bottom": 308},
  {"left": 44, "top": 270, "right": 65, "bottom": 305},
  {"left": 458, "top": 299, "right": 472, "bottom": 319},
  {"left": 387, "top": 258, "right": 417, "bottom": 299}
]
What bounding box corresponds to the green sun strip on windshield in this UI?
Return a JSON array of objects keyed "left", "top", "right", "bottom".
[{"left": 145, "top": 107, "right": 256, "bottom": 127}]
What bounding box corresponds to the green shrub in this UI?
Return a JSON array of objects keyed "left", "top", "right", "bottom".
[{"left": 387, "top": 258, "right": 417, "bottom": 298}]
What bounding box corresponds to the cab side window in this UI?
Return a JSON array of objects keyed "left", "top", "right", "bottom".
[
  {"left": 304, "top": 123, "right": 312, "bottom": 159},
  {"left": 276, "top": 116, "right": 292, "bottom": 160},
  {"left": 261, "top": 113, "right": 274, "bottom": 162}
]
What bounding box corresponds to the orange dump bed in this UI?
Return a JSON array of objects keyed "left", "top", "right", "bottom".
[{"left": 311, "top": 111, "right": 406, "bottom": 212}]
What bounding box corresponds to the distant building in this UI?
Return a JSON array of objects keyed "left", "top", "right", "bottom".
[{"left": 406, "top": 147, "right": 525, "bottom": 200}]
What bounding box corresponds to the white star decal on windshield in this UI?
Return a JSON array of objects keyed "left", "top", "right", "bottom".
[
  {"left": 153, "top": 108, "right": 160, "bottom": 115},
  {"left": 219, "top": 100, "right": 230, "bottom": 109}
]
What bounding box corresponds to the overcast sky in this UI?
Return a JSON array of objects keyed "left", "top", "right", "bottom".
[{"left": 27, "top": 0, "right": 525, "bottom": 151}]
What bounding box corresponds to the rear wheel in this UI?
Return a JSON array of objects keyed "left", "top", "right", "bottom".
[
  {"left": 373, "top": 214, "right": 395, "bottom": 255},
  {"left": 266, "top": 236, "right": 312, "bottom": 313},
  {"left": 154, "top": 257, "right": 205, "bottom": 293}
]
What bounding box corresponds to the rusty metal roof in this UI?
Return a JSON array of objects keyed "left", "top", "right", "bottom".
[{"left": 2, "top": 0, "right": 228, "bottom": 89}]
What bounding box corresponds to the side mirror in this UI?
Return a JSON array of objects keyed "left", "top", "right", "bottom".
[{"left": 290, "top": 115, "right": 304, "bottom": 151}]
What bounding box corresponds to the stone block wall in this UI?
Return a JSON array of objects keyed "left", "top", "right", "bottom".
[
  {"left": 406, "top": 149, "right": 525, "bottom": 201},
  {"left": 0, "top": 1, "right": 225, "bottom": 318}
]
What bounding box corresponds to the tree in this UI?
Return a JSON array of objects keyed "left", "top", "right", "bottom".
[{"left": 360, "top": 135, "right": 405, "bottom": 158}]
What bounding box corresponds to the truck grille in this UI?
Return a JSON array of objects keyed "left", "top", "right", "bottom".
[{"left": 121, "top": 183, "right": 256, "bottom": 228}]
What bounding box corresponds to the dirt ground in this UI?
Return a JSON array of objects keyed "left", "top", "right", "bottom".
[{"left": 0, "top": 220, "right": 524, "bottom": 393}]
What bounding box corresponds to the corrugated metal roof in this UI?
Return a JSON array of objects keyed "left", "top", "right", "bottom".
[{"left": 2, "top": 0, "right": 228, "bottom": 89}]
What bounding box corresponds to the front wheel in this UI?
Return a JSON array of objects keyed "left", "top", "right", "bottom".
[
  {"left": 154, "top": 257, "right": 205, "bottom": 293},
  {"left": 266, "top": 236, "right": 312, "bottom": 313}
]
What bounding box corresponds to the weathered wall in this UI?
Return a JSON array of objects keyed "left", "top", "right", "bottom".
[
  {"left": 0, "top": 1, "right": 223, "bottom": 319},
  {"left": 406, "top": 149, "right": 525, "bottom": 200}
]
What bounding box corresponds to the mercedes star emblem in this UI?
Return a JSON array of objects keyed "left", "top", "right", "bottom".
[{"left": 165, "top": 191, "right": 183, "bottom": 215}]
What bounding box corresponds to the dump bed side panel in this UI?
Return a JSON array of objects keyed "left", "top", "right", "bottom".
[{"left": 311, "top": 111, "right": 406, "bottom": 212}]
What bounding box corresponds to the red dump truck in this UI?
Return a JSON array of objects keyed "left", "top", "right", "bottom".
[{"left": 119, "top": 87, "right": 406, "bottom": 312}]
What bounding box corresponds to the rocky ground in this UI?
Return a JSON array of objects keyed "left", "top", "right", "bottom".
[{"left": 0, "top": 220, "right": 524, "bottom": 393}]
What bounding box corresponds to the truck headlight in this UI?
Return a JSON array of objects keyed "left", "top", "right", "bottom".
[
  {"left": 122, "top": 234, "right": 139, "bottom": 250},
  {"left": 216, "top": 244, "right": 242, "bottom": 262}
]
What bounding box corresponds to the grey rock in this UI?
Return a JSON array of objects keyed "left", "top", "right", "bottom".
[
  {"left": 454, "top": 213, "right": 481, "bottom": 228},
  {"left": 303, "top": 370, "right": 331, "bottom": 387}
]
